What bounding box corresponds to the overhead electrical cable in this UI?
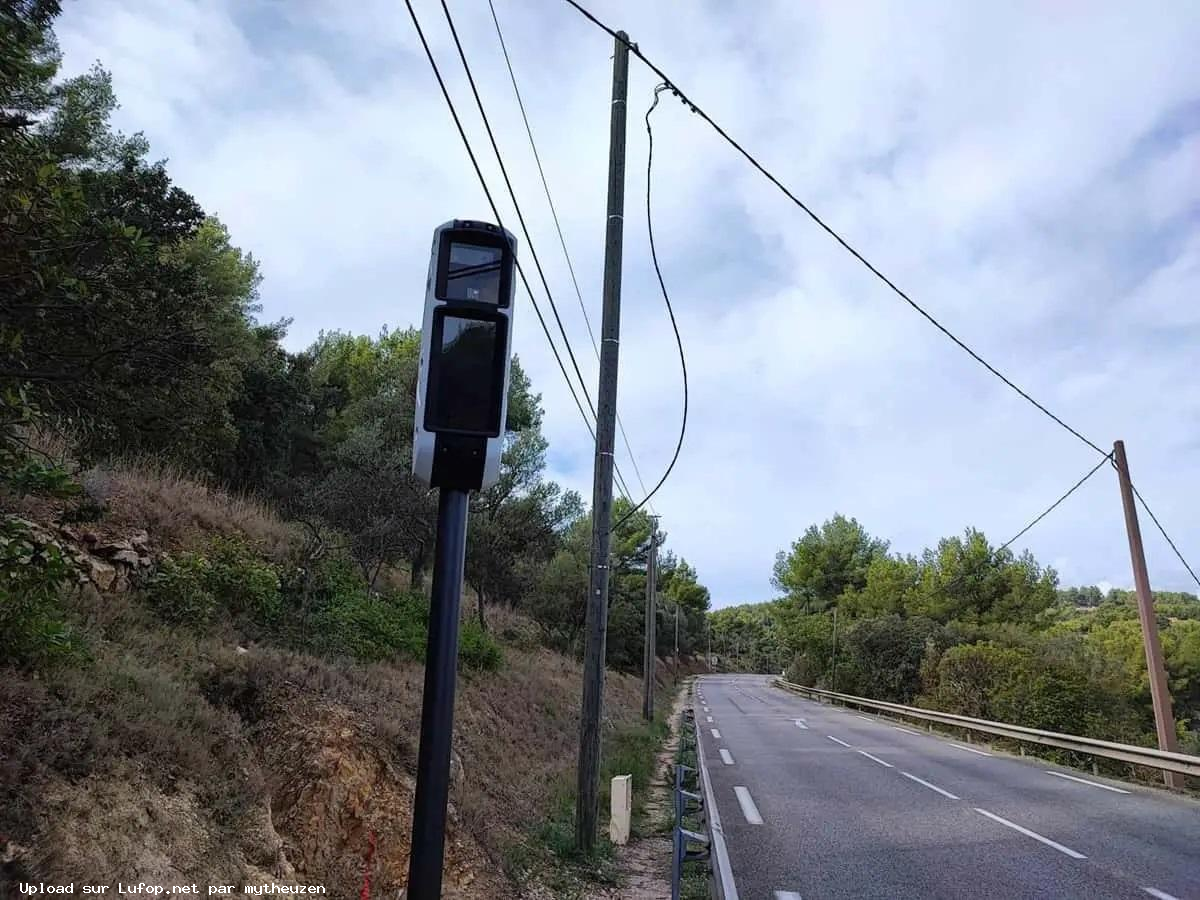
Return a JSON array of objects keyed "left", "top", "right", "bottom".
[
  {"left": 486, "top": 0, "right": 655, "bottom": 511},
  {"left": 401, "top": 0, "right": 636, "bottom": 502},
  {"left": 938, "top": 453, "right": 1113, "bottom": 597},
  {"left": 1131, "top": 485, "right": 1200, "bottom": 590},
  {"left": 559, "top": 0, "right": 1102, "bottom": 457},
  {"left": 561, "top": 0, "right": 1200, "bottom": 584},
  {"left": 611, "top": 84, "right": 689, "bottom": 534},
  {"left": 436, "top": 0, "right": 640, "bottom": 502}
]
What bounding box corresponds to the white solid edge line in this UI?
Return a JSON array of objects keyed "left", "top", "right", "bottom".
[
  {"left": 774, "top": 893, "right": 803, "bottom": 900},
  {"left": 720, "top": 748, "right": 735, "bottom": 765},
  {"left": 950, "top": 743, "right": 993, "bottom": 757},
  {"left": 900, "top": 771, "right": 960, "bottom": 800},
  {"left": 712, "top": 728, "right": 722, "bottom": 739},
  {"left": 892, "top": 726, "right": 920, "bottom": 735},
  {"left": 695, "top": 712, "right": 740, "bottom": 900},
  {"left": 856, "top": 749, "right": 894, "bottom": 768},
  {"left": 1045, "top": 770, "right": 1131, "bottom": 794},
  {"left": 827, "top": 735, "right": 852, "bottom": 748},
  {"left": 734, "top": 786, "right": 765, "bottom": 825},
  {"left": 854, "top": 714, "right": 872, "bottom": 721},
  {"left": 974, "top": 808, "right": 1086, "bottom": 859},
  {"left": 1143, "top": 888, "right": 1181, "bottom": 900}
]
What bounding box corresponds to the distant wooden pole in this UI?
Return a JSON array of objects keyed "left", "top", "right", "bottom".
[
  {"left": 1113, "top": 440, "right": 1182, "bottom": 789},
  {"left": 642, "top": 523, "right": 658, "bottom": 721}
]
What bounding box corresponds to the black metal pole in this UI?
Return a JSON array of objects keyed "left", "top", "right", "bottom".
[{"left": 406, "top": 487, "right": 470, "bottom": 899}]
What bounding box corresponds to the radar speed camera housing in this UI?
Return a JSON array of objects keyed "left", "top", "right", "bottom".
[{"left": 413, "top": 220, "right": 517, "bottom": 491}]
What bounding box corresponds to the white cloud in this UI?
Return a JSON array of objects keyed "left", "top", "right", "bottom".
[{"left": 53, "top": 0, "right": 1200, "bottom": 606}]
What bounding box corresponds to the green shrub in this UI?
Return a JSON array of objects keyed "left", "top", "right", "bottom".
[
  {"left": 0, "top": 517, "right": 80, "bottom": 667},
  {"left": 314, "top": 588, "right": 427, "bottom": 663},
  {"left": 207, "top": 535, "right": 281, "bottom": 622},
  {"left": 146, "top": 551, "right": 217, "bottom": 625},
  {"left": 459, "top": 619, "right": 503, "bottom": 671},
  {"left": 146, "top": 537, "right": 282, "bottom": 627}
]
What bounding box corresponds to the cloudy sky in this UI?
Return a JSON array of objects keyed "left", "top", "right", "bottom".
[{"left": 55, "top": 0, "right": 1200, "bottom": 608}]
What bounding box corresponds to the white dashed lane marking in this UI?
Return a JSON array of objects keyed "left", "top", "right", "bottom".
[
  {"left": 974, "top": 808, "right": 1086, "bottom": 859},
  {"left": 827, "top": 735, "right": 852, "bottom": 748},
  {"left": 1045, "top": 771, "right": 1130, "bottom": 794},
  {"left": 856, "top": 749, "right": 894, "bottom": 768},
  {"left": 900, "top": 771, "right": 960, "bottom": 800},
  {"left": 719, "top": 748, "right": 735, "bottom": 765},
  {"left": 734, "top": 786, "right": 764, "bottom": 825},
  {"left": 950, "top": 743, "right": 993, "bottom": 757},
  {"left": 712, "top": 728, "right": 722, "bottom": 739}
]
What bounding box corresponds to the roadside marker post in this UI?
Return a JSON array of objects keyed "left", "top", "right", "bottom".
[{"left": 408, "top": 219, "right": 517, "bottom": 898}]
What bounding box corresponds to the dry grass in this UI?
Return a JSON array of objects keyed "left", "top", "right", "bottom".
[{"left": 82, "top": 457, "right": 297, "bottom": 560}]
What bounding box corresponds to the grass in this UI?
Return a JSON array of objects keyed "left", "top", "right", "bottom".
[
  {"left": 81, "top": 457, "right": 297, "bottom": 559},
  {"left": 500, "top": 689, "right": 676, "bottom": 894}
]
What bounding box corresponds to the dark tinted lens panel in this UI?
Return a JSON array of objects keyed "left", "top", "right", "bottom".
[
  {"left": 431, "top": 315, "right": 499, "bottom": 433},
  {"left": 445, "top": 242, "right": 502, "bottom": 303}
]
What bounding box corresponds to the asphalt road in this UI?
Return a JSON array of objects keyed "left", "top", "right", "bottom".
[{"left": 695, "top": 674, "right": 1200, "bottom": 900}]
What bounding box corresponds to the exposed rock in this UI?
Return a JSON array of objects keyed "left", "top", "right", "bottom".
[
  {"left": 130, "top": 529, "right": 150, "bottom": 549},
  {"left": 111, "top": 549, "right": 141, "bottom": 566},
  {"left": 449, "top": 751, "right": 465, "bottom": 792},
  {"left": 88, "top": 558, "right": 117, "bottom": 591},
  {"left": 81, "top": 530, "right": 99, "bottom": 545},
  {"left": 96, "top": 538, "right": 135, "bottom": 556},
  {"left": 139, "top": 555, "right": 153, "bottom": 568},
  {"left": 114, "top": 572, "right": 131, "bottom": 594}
]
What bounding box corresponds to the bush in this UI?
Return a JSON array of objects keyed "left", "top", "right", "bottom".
[
  {"left": 146, "top": 551, "right": 218, "bottom": 625},
  {"left": 0, "top": 516, "right": 81, "bottom": 666},
  {"left": 145, "top": 537, "right": 282, "bottom": 627},
  {"left": 207, "top": 535, "right": 282, "bottom": 622},
  {"left": 459, "top": 619, "right": 503, "bottom": 671},
  {"left": 314, "top": 588, "right": 427, "bottom": 663}
]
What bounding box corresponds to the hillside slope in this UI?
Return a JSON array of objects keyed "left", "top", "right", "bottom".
[{"left": 1, "top": 462, "right": 660, "bottom": 898}]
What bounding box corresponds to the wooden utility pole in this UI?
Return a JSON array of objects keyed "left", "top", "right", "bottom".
[
  {"left": 576, "top": 29, "right": 630, "bottom": 854},
  {"left": 830, "top": 605, "right": 839, "bottom": 693},
  {"left": 673, "top": 603, "right": 680, "bottom": 685},
  {"left": 1113, "top": 440, "right": 1182, "bottom": 788},
  {"left": 642, "top": 522, "right": 658, "bottom": 721}
]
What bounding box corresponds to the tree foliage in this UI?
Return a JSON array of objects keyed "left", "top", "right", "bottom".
[{"left": 0, "top": 2, "right": 712, "bottom": 675}]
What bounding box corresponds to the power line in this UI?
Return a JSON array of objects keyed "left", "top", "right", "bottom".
[
  {"left": 937, "top": 453, "right": 1113, "bottom": 598},
  {"left": 437, "top": 2, "right": 594, "bottom": 418},
  {"left": 1132, "top": 484, "right": 1200, "bottom": 590},
  {"left": 558, "top": 0, "right": 1105, "bottom": 457},
  {"left": 611, "top": 83, "right": 689, "bottom": 534},
  {"left": 560, "top": 0, "right": 1200, "bottom": 587},
  {"left": 436, "top": 0, "right": 639, "bottom": 504},
  {"left": 485, "top": 0, "right": 655, "bottom": 511},
  {"left": 999, "top": 452, "right": 1113, "bottom": 552},
  {"left": 400, "top": 0, "right": 635, "bottom": 502}
]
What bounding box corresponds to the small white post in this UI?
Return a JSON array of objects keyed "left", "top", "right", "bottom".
[{"left": 609, "top": 774, "right": 632, "bottom": 845}]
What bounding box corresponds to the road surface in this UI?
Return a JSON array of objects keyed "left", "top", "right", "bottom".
[{"left": 695, "top": 674, "right": 1200, "bottom": 900}]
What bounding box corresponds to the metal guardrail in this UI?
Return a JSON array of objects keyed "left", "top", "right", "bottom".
[
  {"left": 671, "top": 705, "right": 711, "bottom": 900},
  {"left": 775, "top": 678, "right": 1200, "bottom": 779}
]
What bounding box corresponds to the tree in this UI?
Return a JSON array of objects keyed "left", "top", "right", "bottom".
[{"left": 772, "top": 514, "right": 888, "bottom": 613}]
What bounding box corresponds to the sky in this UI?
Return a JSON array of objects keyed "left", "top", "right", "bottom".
[{"left": 54, "top": 0, "right": 1200, "bottom": 609}]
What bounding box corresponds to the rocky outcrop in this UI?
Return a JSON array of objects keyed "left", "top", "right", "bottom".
[{"left": 16, "top": 519, "right": 157, "bottom": 593}]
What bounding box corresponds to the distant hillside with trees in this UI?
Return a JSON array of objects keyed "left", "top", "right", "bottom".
[{"left": 711, "top": 514, "right": 1200, "bottom": 758}]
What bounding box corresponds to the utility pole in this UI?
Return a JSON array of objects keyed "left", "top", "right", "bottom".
[
  {"left": 1113, "top": 440, "right": 1182, "bottom": 789},
  {"left": 576, "top": 29, "right": 630, "bottom": 855},
  {"left": 642, "top": 521, "right": 659, "bottom": 721},
  {"left": 673, "top": 603, "right": 680, "bottom": 686},
  {"left": 830, "top": 605, "right": 839, "bottom": 693}
]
